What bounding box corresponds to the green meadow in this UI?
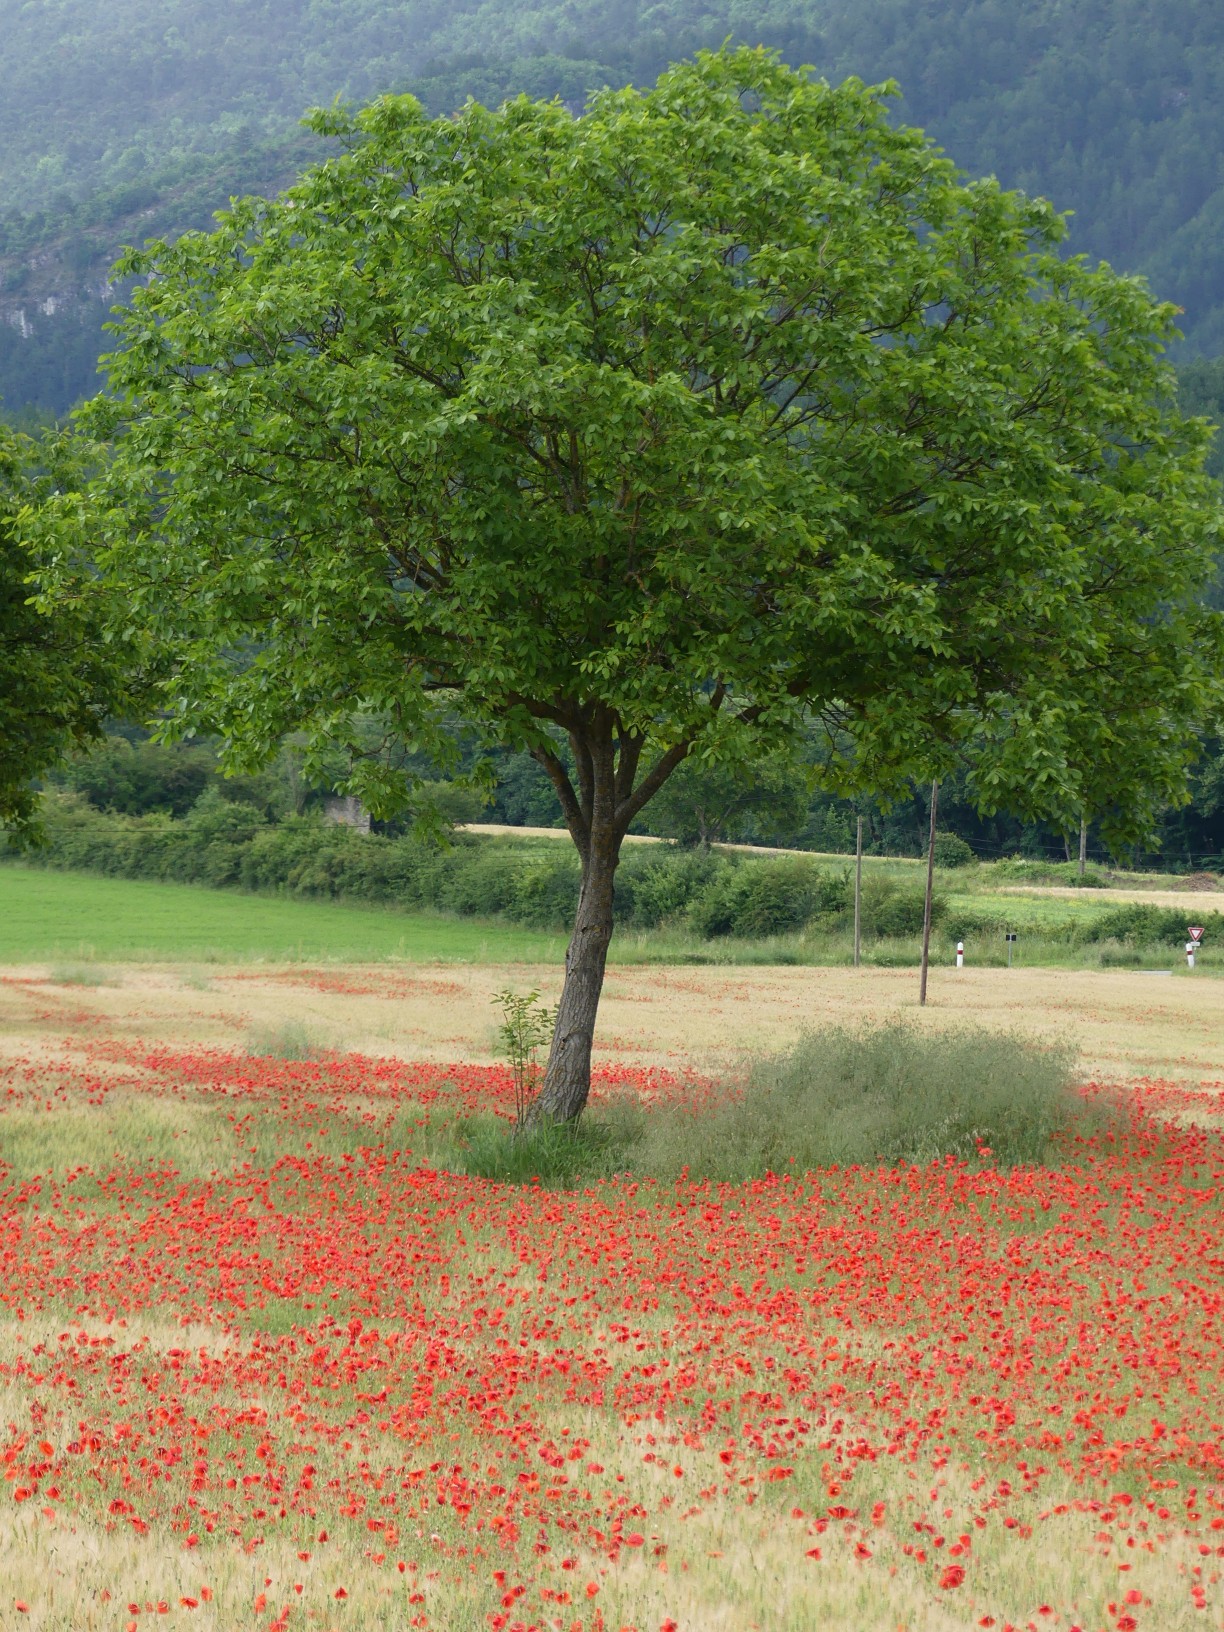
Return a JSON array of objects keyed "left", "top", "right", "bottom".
[
  {"left": 0, "top": 865, "right": 565, "bottom": 964},
  {"left": 1, "top": 853, "right": 1219, "bottom": 971}
]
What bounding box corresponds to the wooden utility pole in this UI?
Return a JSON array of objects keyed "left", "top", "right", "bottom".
[
  {"left": 1079, "top": 816, "right": 1087, "bottom": 880},
  {"left": 919, "top": 780, "right": 939, "bottom": 1007},
  {"left": 853, "top": 814, "right": 863, "bottom": 968}
]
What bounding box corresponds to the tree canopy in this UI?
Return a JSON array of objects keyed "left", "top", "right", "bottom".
[
  {"left": 0, "top": 427, "right": 142, "bottom": 840},
  {"left": 61, "top": 47, "right": 1224, "bottom": 1116}
]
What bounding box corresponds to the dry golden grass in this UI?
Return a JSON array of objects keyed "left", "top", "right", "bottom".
[
  {"left": 998, "top": 883, "right": 1224, "bottom": 911},
  {"left": 4, "top": 958, "right": 1224, "bottom": 1086}
]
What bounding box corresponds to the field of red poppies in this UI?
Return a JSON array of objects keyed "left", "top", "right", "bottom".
[{"left": 1, "top": 1032, "right": 1223, "bottom": 1632}]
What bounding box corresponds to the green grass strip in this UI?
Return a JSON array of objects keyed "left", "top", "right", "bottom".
[{"left": 0, "top": 864, "right": 566, "bottom": 963}]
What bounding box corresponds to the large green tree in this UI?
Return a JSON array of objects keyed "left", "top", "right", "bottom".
[
  {"left": 0, "top": 425, "right": 140, "bottom": 840},
  {"left": 62, "top": 49, "right": 1223, "bottom": 1119}
]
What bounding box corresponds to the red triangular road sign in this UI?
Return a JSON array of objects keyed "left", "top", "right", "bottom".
[{"left": 1188, "top": 926, "right": 1205, "bottom": 942}]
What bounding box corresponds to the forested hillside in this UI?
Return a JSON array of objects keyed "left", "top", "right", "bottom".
[{"left": 3, "top": 0, "right": 1224, "bottom": 413}]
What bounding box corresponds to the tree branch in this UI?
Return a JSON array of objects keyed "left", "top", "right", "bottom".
[
  {"left": 617, "top": 740, "right": 690, "bottom": 833},
  {"left": 531, "top": 745, "right": 589, "bottom": 860},
  {"left": 569, "top": 728, "right": 596, "bottom": 828},
  {"left": 614, "top": 729, "right": 644, "bottom": 808}
]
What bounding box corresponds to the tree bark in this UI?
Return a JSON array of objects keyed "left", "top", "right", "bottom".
[
  {"left": 528, "top": 825, "right": 620, "bottom": 1123},
  {"left": 523, "top": 708, "right": 696, "bottom": 1124}
]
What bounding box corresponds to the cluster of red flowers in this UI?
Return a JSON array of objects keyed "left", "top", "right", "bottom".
[{"left": 1, "top": 1044, "right": 1223, "bottom": 1631}]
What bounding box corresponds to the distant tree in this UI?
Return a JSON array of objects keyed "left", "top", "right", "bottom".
[
  {"left": 0, "top": 426, "right": 143, "bottom": 840},
  {"left": 642, "top": 751, "right": 810, "bottom": 850},
  {"left": 52, "top": 733, "right": 215, "bottom": 817},
  {"left": 56, "top": 50, "right": 1224, "bottom": 1119},
  {"left": 490, "top": 753, "right": 566, "bottom": 829}
]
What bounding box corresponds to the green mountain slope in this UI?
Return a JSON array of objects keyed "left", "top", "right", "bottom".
[{"left": 3, "top": 0, "right": 1224, "bottom": 412}]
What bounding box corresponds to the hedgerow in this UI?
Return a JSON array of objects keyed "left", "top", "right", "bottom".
[
  {"left": 7, "top": 790, "right": 899, "bottom": 939},
  {"left": 14, "top": 789, "right": 1221, "bottom": 950}
]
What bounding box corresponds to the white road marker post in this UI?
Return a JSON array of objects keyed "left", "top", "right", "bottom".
[
  {"left": 1006, "top": 931, "right": 1017, "bottom": 968},
  {"left": 956, "top": 941, "right": 964, "bottom": 969}
]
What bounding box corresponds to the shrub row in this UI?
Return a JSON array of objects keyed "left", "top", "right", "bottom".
[
  {"left": 14, "top": 791, "right": 1224, "bottom": 948},
  {"left": 1084, "top": 902, "right": 1224, "bottom": 946},
  {"left": 946, "top": 900, "right": 1224, "bottom": 948},
  {"left": 989, "top": 857, "right": 1110, "bottom": 888},
  {"left": 8, "top": 790, "right": 945, "bottom": 940}
]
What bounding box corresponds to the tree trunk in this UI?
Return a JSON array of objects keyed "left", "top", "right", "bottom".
[
  {"left": 524, "top": 709, "right": 693, "bottom": 1124},
  {"left": 528, "top": 825, "right": 620, "bottom": 1124}
]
